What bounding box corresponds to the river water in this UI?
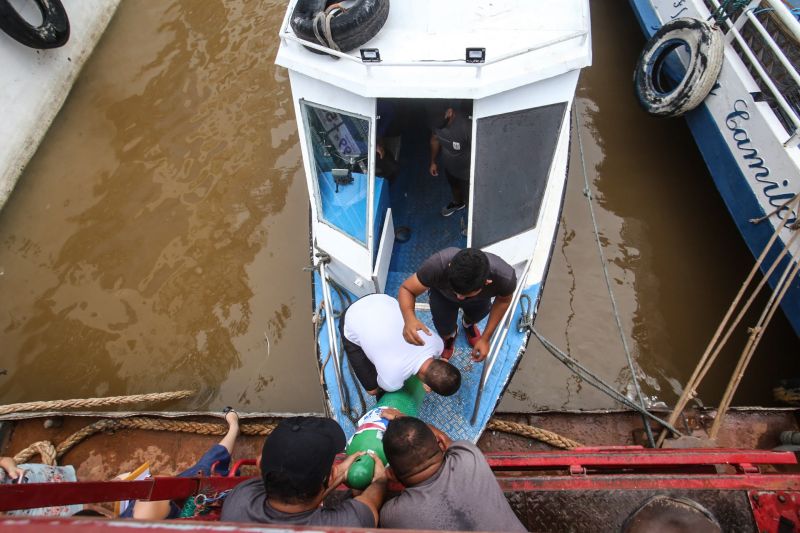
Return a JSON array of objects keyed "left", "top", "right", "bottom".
[{"left": 0, "top": 0, "right": 797, "bottom": 413}]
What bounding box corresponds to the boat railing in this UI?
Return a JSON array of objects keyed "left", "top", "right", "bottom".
[
  {"left": 704, "top": 0, "right": 800, "bottom": 146},
  {"left": 470, "top": 258, "right": 534, "bottom": 425},
  {"left": 277, "top": 3, "right": 589, "bottom": 74},
  {"left": 317, "top": 259, "right": 351, "bottom": 420}
]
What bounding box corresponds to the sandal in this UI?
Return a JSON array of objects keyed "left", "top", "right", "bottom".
[{"left": 222, "top": 406, "right": 240, "bottom": 426}]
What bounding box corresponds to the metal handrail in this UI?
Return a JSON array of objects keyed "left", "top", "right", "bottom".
[
  {"left": 277, "top": 5, "right": 589, "bottom": 71},
  {"left": 318, "top": 260, "right": 350, "bottom": 418},
  {"left": 470, "top": 258, "right": 534, "bottom": 424},
  {"left": 709, "top": 0, "right": 800, "bottom": 145}
]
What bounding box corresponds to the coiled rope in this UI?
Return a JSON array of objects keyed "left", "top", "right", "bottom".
[{"left": 13, "top": 417, "right": 278, "bottom": 465}]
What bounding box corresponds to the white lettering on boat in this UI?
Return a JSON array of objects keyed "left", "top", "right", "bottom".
[{"left": 724, "top": 99, "right": 798, "bottom": 226}]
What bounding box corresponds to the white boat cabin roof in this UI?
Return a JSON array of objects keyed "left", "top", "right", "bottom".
[{"left": 275, "top": 0, "right": 592, "bottom": 99}]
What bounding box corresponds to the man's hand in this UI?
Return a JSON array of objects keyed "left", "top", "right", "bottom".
[
  {"left": 331, "top": 451, "right": 365, "bottom": 488},
  {"left": 402, "top": 318, "right": 431, "bottom": 346},
  {"left": 429, "top": 162, "right": 439, "bottom": 176},
  {"left": 367, "top": 451, "right": 387, "bottom": 483},
  {"left": 471, "top": 337, "right": 491, "bottom": 362},
  {"left": 376, "top": 144, "right": 385, "bottom": 159},
  {"left": 0, "top": 457, "right": 23, "bottom": 480}
]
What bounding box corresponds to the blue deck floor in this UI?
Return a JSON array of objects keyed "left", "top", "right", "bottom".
[{"left": 383, "top": 126, "right": 467, "bottom": 299}]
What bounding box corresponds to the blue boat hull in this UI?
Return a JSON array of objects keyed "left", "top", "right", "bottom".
[{"left": 629, "top": 0, "right": 800, "bottom": 337}]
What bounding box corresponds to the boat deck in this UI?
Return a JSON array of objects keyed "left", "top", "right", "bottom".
[{"left": 382, "top": 118, "right": 467, "bottom": 299}]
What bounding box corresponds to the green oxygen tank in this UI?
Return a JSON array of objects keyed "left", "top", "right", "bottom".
[{"left": 344, "top": 375, "right": 426, "bottom": 489}]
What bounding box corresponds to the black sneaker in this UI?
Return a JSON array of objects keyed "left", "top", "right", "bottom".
[{"left": 441, "top": 202, "right": 465, "bottom": 217}]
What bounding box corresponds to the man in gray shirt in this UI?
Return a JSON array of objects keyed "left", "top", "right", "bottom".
[
  {"left": 399, "top": 247, "right": 517, "bottom": 361},
  {"left": 220, "top": 416, "right": 386, "bottom": 527},
  {"left": 380, "top": 416, "right": 526, "bottom": 531}
]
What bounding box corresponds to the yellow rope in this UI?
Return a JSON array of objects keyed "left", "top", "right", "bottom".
[
  {"left": 0, "top": 391, "right": 195, "bottom": 416},
  {"left": 12, "top": 417, "right": 277, "bottom": 465},
  {"left": 11, "top": 416, "right": 580, "bottom": 465},
  {"left": 486, "top": 419, "right": 582, "bottom": 449},
  {"left": 13, "top": 440, "right": 57, "bottom": 465}
]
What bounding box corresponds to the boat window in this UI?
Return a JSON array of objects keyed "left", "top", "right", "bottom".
[
  {"left": 472, "top": 102, "right": 567, "bottom": 248},
  {"left": 301, "top": 100, "right": 371, "bottom": 245}
]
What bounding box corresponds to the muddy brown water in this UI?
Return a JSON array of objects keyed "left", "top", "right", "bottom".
[{"left": 0, "top": 1, "right": 797, "bottom": 414}]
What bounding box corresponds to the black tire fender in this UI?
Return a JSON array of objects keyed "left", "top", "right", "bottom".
[
  {"left": 634, "top": 18, "right": 723, "bottom": 118},
  {"left": 0, "top": 0, "right": 70, "bottom": 49},
  {"left": 291, "top": 0, "right": 390, "bottom": 53}
]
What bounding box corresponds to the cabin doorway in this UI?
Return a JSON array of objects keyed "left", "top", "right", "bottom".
[{"left": 377, "top": 98, "right": 472, "bottom": 297}]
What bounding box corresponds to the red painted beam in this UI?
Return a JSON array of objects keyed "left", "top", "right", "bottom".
[
  {"left": 483, "top": 450, "right": 798, "bottom": 468},
  {"left": 496, "top": 474, "right": 800, "bottom": 491}
]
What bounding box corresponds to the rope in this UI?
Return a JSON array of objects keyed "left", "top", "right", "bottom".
[
  {"left": 10, "top": 415, "right": 582, "bottom": 468},
  {"left": 13, "top": 441, "right": 57, "bottom": 465},
  {"left": 312, "top": 4, "right": 344, "bottom": 52},
  {"left": 486, "top": 419, "right": 582, "bottom": 449},
  {"left": 0, "top": 391, "right": 195, "bottom": 416},
  {"left": 531, "top": 328, "right": 683, "bottom": 437},
  {"left": 709, "top": 0, "right": 750, "bottom": 26},
  {"left": 709, "top": 254, "right": 800, "bottom": 438},
  {"left": 656, "top": 193, "right": 800, "bottom": 446},
  {"left": 11, "top": 417, "right": 277, "bottom": 465},
  {"left": 574, "top": 105, "right": 656, "bottom": 447}
]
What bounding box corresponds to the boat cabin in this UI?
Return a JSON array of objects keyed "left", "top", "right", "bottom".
[{"left": 275, "top": 0, "right": 592, "bottom": 440}]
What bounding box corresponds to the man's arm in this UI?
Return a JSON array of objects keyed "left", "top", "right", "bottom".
[
  {"left": 471, "top": 294, "right": 512, "bottom": 362},
  {"left": 353, "top": 452, "right": 388, "bottom": 526},
  {"left": 429, "top": 134, "right": 440, "bottom": 176},
  {"left": 398, "top": 274, "right": 432, "bottom": 345}
]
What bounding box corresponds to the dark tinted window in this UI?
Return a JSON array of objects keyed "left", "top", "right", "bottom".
[{"left": 472, "top": 102, "right": 567, "bottom": 248}]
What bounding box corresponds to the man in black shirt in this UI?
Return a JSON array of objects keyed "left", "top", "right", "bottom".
[
  {"left": 430, "top": 102, "right": 472, "bottom": 218},
  {"left": 399, "top": 247, "right": 517, "bottom": 361},
  {"left": 221, "top": 416, "right": 386, "bottom": 527}
]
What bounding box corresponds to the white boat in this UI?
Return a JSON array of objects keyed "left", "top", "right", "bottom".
[
  {"left": 275, "top": 0, "right": 591, "bottom": 440},
  {"left": 629, "top": 0, "right": 800, "bottom": 336},
  {"left": 0, "top": 0, "right": 119, "bottom": 210}
]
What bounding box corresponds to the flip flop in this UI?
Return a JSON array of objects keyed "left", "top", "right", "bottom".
[{"left": 222, "top": 406, "right": 239, "bottom": 425}]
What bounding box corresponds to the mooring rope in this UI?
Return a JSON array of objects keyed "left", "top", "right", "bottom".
[
  {"left": 11, "top": 415, "right": 579, "bottom": 465},
  {"left": 0, "top": 390, "right": 195, "bottom": 416},
  {"left": 573, "top": 105, "right": 656, "bottom": 447},
  {"left": 486, "top": 419, "right": 582, "bottom": 449},
  {"left": 656, "top": 193, "right": 800, "bottom": 446},
  {"left": 12, "top": 417, "right": 278, "bottom": 465}
]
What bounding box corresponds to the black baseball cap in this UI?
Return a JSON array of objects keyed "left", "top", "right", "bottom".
[{"left": 260, "top": 416, "right": 346, "bottom": 496}]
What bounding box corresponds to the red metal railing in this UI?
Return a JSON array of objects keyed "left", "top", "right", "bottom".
[{"left": 0, "top": 448, "right": 797, "bottom": 513}]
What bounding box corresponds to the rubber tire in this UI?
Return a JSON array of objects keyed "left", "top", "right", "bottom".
[
  {"left": 0, "top": 0, "right": 69, "bottom": 49},
  {"left": 291, "top": 0, "right": 390, "bottom": 53},
  {"left": 634, "top": 18, "right": 723, "bottom": 118}
]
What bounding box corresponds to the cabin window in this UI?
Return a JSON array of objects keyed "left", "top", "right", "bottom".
[
  {"left": 471, "top": 102, "right": 567, "bottom": 248},
  {"left": 301, "top": 100, "right": 371, "bottom": 245}
]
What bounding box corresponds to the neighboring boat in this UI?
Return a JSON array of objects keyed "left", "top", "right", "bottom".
[
  {"left": 628, "top": 0, "right": 800, "bottom": 336},
  {"left": 275, "top": 0, "right": 592, "bottom": 442},
  {"left": 0, "top": 0, "right": 120, "bottom": 211}
]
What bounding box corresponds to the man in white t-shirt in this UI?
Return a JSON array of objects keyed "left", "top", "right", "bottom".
[{"left": 340, "top": 294, "right": 461, "bottom": 396}]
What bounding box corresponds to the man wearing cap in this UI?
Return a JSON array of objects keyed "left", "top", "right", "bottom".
[{"left": 220, "top": 416, "right": 386, "bottom": 527}]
